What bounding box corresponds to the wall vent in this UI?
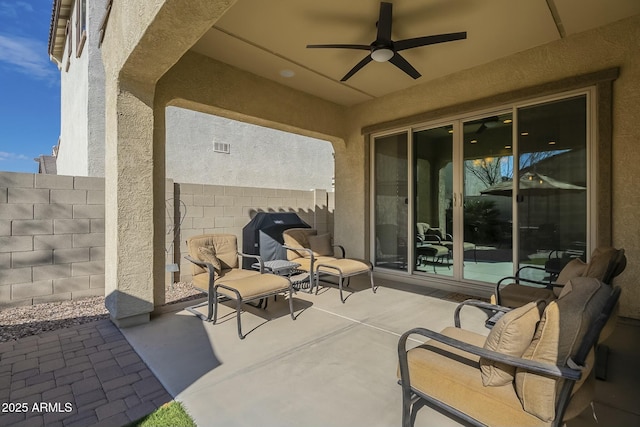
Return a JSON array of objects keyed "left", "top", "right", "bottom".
[{"left": 213, "top": 142, "right": 230, "bottom": 154}]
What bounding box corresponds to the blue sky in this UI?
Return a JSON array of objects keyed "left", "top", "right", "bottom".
[{"left": 0, "top": 1, "right": 60, "bottom": 173}]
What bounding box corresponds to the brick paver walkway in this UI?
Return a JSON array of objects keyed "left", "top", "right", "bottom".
[{"left": 0, "top": 319, "right": 172, "bottom": 427}]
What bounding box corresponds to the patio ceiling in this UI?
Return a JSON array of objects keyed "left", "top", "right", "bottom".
[{"left": 190, "top": 0, "right": 640, "bottom": 107}]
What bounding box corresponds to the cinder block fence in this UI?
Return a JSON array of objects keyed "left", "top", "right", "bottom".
[{"left": 0, "top": 172, "right": 333, "bottom": 308}]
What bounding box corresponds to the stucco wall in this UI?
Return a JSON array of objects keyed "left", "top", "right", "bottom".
[
  {"left": 56, "top": 0, "right": 107, "bottom": 177},
  {"left": 340, "top": 14, "right": 640, "bottom": 318},
  {"left": 165, "top": 107, "right": 334, "bottom": 191}
]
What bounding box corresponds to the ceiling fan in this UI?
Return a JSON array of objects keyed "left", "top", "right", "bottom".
[{"left": 307, "top": 2, "right": 467, "bottom": 82}]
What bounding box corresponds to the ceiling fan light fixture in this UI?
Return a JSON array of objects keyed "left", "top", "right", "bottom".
[{"left": 371, "top": 48, "right": 394, "bottom": 62}]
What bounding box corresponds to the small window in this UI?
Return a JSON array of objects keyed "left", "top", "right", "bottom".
[
  {"left": 76, "top": 0, "right": 87, "bottom": 57},
  {"left": 213, "top": 142, "right": 231, "bottom": 154}
]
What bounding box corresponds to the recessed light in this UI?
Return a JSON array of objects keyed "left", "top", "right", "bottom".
[
  {"left": 280, "top": 69, "right": 295, "bottom": 78},
  {"left": 505, "top": 145, "right": 512, "bottom": 149},
  {"left": 503, "top": 119, "right": 513, "bottom": 124},
  {"left": 470, "top": 139, "right": 477, "bottom": 144},
  {"left": 548, "top": 141, "right": 556, "bottom": 145},
  {"left": 448, "top": 129, "right": 453, "bottom": 134},
  {"left": 520, "top": 132, "right": 529, "bottom": 136}
]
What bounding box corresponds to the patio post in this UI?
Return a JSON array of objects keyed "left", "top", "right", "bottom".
[{"left": 104, "top": 77, "right": 163, "bottom": 327}]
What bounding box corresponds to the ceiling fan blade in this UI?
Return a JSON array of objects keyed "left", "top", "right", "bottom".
[
  {"left": 376, "top": 2, "right": 393, "bottom": 43},
  {"left": 394, "top": 32, "right": 467, "bottom": 51},
  {"left": 389, "top": 52, "right": 421, "bottom": 79},
  {"left": 306, "top": 44, "right": 371, "bottom": 50},
  {"left": 341, "top": 55, "right": 373, "bottom": 81}
]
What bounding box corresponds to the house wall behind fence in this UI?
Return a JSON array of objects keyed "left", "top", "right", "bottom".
[{"left": 0, "top": 172, "right": 333, "bottom": 307}]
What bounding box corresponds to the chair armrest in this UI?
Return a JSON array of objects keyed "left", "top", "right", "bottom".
[
  {"left": 453, "top": 299, "right": 512, "bottom": 328},
  {"left": 332, "top": 244, "right": 346, "bottom": 258},
  {"left": 238, "top": 252, "right": 264, "bottom": 272},
  {"left": 184, "top": 255, "right": 217, "bottom": 294},
  {"left": 397, "top": 327, "right": 582, "bottom": 383},
  {"left": 515, "top": 265, "right": 548, "bottom": 278},
  {"left": 495, "top": 275, "right": 564, "bottom": 305}
]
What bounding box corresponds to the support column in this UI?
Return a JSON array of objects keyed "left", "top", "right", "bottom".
[{"left": 104, "top": 78, "right": 164, "bottom": 327}]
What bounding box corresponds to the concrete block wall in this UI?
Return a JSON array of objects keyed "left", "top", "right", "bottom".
[
  {"left": 0, "top": 172, "right": 105, "bottom": 308},
  {"left": 0, "top": 172, "right": 334, "bottom": 306}
]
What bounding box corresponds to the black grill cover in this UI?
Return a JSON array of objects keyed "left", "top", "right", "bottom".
[{"left": 242, "top": 212, "right": 310, "bottom": 269}]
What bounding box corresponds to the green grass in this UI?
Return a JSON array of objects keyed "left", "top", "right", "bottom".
[{"left": 127, "top": 401, "right": 196, "bottom": 427}]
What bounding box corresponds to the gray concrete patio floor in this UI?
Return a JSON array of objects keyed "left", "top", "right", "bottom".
[{"left": 121, "top": 276, "right": 640, "bottom": 427}]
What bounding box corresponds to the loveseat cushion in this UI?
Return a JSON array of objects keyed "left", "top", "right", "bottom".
[
  {"left": 481, "top": 301, "right": 542, "bottom": 386},
  {"left": 498, "top": 284, "right": 555, "bottom": 308},
  {"left": 582, "top": 247, "right": 617, "bottom": 280},
  {"left": 553, "top": 258, "right": 587, "bottom": 296},
  {"left": 404, "top": 327, "right": 552, "bottom": 427},
  {"left": 515, "top": 277, "right": 610, "bottom": 422}
]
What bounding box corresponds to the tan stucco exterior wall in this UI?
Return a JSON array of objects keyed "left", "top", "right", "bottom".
[{"left": 100, "top": 0, "right": 640, "bottom": 323}]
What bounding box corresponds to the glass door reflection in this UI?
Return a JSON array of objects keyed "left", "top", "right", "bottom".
[
  {"left": 516, "top": 96, "right": 587, "bottom": 280},
  {"left": 413, "top": 125, "right": 453, "bottom": 276},
  {"left": 374, "top": 132, "right": 408, "bottom": 271},
  {"left": 462, "top": 113, "right": 514, "bottom": 283}
]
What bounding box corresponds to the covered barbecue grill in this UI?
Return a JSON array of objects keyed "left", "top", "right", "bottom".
[{"left": 242, "top": 212, "right": 310, "bottom": 269}]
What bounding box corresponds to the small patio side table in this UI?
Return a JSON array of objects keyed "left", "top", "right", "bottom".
[{"left": 251, "top": 260, "right": 311, "bottom": 292}]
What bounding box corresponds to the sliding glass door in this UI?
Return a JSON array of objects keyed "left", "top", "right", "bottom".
[
  {"left": 515, "top": 95, "right": 588, "bottom": 280},
  {"left": 373, "top": 132, "right": 408, "bottom": 271},
  {"left": 414, "top": 125, "right": 453, "bottom": 276},
  {"left": 372, "top": 90, "right": 591, "bottom": 288},
  {"left": 462, "top": 113, "right": 514, "bottom": 282}
]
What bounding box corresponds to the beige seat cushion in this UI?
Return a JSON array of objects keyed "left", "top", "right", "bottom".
[
  {"left": 316, "top": 258, "right": 371, "bottom": 276},
  {"left": 481, "top": 301, "right": 542, "bottom": 386},
  {"left": 192, "top": 268, "right": 259, "bottom": 292},
  {"left": 404, "top": 327, "right": 551, "bottom": 427},
  {"left": 515, "top": 277, "right": 610, "bottom": 422},
  {"left": 215, "top": 273, "right": 290, "bottom": 299},
  {"left": 294, "top": 256, "right": 338, "bottom": 273},
  {"left": 499, "top": 284, "right": 555, "bottom": 308}
]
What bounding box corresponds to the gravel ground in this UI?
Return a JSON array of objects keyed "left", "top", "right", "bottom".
[{"left": 0, "top": 282, "right": 205, "bottom": 343}]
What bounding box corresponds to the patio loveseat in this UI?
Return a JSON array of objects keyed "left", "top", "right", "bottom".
[{"left": 398, "top": 277, "right": 620, "bottom": 427}]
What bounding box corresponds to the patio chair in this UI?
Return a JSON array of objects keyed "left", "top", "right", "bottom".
[
  {"left": 494, "top": 247, "right": 625, "bottom": 308},
  {"left": 184, "top": 234, "right": 295, "bottom": 339},
  {"left": 397, "top": 277, "right": 621, "bottom": 427},
  {"left": 283, "top": 228, "right": 375, "bottom": 303},
  {"left": 422, "top": 225, "right": 477, "bottom": 263}
]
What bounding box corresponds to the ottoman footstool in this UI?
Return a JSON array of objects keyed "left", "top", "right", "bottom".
[{"left": 314, "top": 258, "right": 376, "bottom": 303}]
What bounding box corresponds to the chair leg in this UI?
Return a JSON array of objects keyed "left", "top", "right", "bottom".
[
  {"left": 338, "top": 272, "right": 345, "bottom": 304},
  {"left": 236, "top": 296, "right": 245, "bottom": 340},
  {"left": 369, "top": 269, "right": 376, "bottom": 294},
  {"left": 401, "top": 386, "right": 413, "bottom": 427},
  {"left": 212, "top": 290, "right": 219, "bottom": 323},
  {"left": 288, "top": 287, "right": 295, "bottom": 320}
]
